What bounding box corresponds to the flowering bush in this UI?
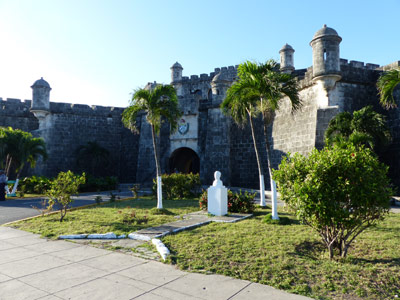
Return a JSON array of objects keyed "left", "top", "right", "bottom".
[{"left": 199, "top": 189, "right": 255, "bottom": 213}]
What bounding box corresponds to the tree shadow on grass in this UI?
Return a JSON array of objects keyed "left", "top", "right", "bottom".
[
  {"left": 347, "top": 257, "right": 400, "bottom": 267},
  {"left": 289, "top": 240, "right": 326, "bottom": 260}
]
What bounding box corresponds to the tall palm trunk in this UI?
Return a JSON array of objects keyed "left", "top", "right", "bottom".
[
  {"left": 151, "top": 124, "right": 163, "bottom": 209},
  {"left": 5, "top": 155, "right": 12, "bottom": 178},
  {"left": 262, "top": 113, "right": 279, "bottom": 220},
  {"left": 248, "top": 111, "right": 266, "bottom": 207}
]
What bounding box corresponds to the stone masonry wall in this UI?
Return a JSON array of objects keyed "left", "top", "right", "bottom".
[
  {"left": 1, "top": 99, "right": 138, "bottom": 182},
  {"left": 33, "top": 103, "right": 138, "bottom": 182},
  {"left": 0, "top": 98, "right": 38, "bottom": 132},
  {"left": 229, "top": 116, "right": 268, "bottom": 189},
  {"left": 271, "top": 85, "right": 319, "bottom": 167}
]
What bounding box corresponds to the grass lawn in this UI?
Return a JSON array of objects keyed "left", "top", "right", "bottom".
[
  {"left": 7, "top": 197, "right": 400, "bottom": 299},
  {"left": 162, "top": 207, "right": 400, "bottom": 300},
  {"left": 8, "top": 197, "right": 199, "bottom": 239}
]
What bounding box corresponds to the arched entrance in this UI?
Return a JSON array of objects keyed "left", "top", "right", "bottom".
[{"left": 169, "top": 147, "right": 200, "bottom": 174}]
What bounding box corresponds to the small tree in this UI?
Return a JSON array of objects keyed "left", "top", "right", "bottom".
[
  {"left": 46, "top": 171, "right": 86, "bottom": 222},
  {"left": 273, "top": 144, "right": 393, "bottom": 259}
]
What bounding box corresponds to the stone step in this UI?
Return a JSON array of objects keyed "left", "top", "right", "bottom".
[{"left": 132, "top": 211, "right": 252, "bottom": 240}]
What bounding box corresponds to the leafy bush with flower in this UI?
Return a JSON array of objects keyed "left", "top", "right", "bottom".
[
  {"left": 199, "top": 189, "right": 255, "bottom": 213},
  {"left": 273, "top": 143, "right": 393, "bottom": 259}
]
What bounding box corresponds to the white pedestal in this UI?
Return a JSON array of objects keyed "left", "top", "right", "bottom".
[{"left": 207, "top": 171, "right": 228, "bottom": 216}]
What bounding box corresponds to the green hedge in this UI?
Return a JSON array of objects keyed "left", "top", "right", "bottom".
[
  {"left": 152, "top": 173, "right": 201, "bottom": 199},
  {"left": 19, "top": 174, "right": 118, "bottom": 194},
  {"left": 19, "top": 176, "right": 51, "bottom": 194},
  {"left": 79, "top": 175, "right": 118, "bottom": 192},
  {"left": 199, "top": 189, "right": 255, "bottom": 213}
]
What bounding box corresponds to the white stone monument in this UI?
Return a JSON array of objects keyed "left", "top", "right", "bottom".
[{"left": 207, "top": 171, "right": 228, "bottom": 216}]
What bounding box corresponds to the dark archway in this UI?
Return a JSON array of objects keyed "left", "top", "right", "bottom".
[{"left": 169, "top": 147, "right": 200, "bottom": 174}]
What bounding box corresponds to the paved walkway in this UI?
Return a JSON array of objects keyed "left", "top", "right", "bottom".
[
  {"left": 0, "top": 226, "right": 311, "bottom": 300},
  {"left": 133, "top": 211, "right": 251, "bottom": 240}
]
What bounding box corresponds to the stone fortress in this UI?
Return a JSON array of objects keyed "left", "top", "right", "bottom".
[{"left": 1, "top": 25, "right": 399, "bottom": 189}]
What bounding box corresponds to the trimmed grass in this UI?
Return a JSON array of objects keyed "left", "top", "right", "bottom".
[
  {"left": 8, "top": 197, "right": 199, "bottom": 239},
  {"left": 162, "top": 208, "right": 400, "bottom": 300},
  {"left": 7, "top": 198, "right": 400, "bottom": 299}
]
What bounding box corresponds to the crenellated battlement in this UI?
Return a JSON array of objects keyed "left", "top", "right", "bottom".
[
  {"left": 179, "top": 65, "right": 238, "bottom": 84},
  {"left": 340, "top": 59, "right": 380, "bottom": 70},
  {"left": 0, "top": 97, "right": 125, "bottom": 117},
  {"left": 378, "top": 60, "right": 400, "bottom": 71}
]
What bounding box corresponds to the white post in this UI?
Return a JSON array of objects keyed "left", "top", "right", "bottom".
[
  {"left": 156, "top": 176, "right": 163, "bottom": 209},
  {"left": 270, "top": 178, "right": 279, "bottom": 220},
  {"left": 259, "top": 175, "right": 266, "bottom": 207},
  {"left": 11, "top": 179, "right": 19, "bottom": 195}
]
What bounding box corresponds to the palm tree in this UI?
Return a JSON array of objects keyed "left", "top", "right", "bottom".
[
  {"left": 227, "top": 60, "right": 301, "bottom": 219},
  {"left": 122, "top": 84, "right": 181, "bottom": 209},
  {"left": 325, "top": 105, "right": 391, "bottom": 153},
  {"left": 75, "top": 141, "right": 110, "bottom": 176},
  {"left": 221, "top": 66, "right": 267, "bottom": 208},
  {"left": 377, "top": 68, "right": 400, "bottom": 109},
  {"left": 0, "top": 127, "right": 47, "bottom": 179}
]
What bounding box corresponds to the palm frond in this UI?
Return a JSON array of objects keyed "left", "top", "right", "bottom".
[{"left": 377, "top": 68, "right": 400, "bottom": 109}]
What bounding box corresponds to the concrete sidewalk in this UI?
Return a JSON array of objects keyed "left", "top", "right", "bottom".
[{"left": 0, "top": 226, "right": 311, "bottom": 300}]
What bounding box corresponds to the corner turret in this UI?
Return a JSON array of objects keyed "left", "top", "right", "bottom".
[
  {"left": 211, "top": 71, "right": 230, "bottom": 104},
  {"left": 279, "top": 44, "right": 295, "bottom": 74},
  {"left": 170, "top": 62, "right": 183, "bottom": 83},
  {"left": 310, "top": 25, "right": 342, "bottom": 90},
  {"left": 30, "top": 77, "right": 51, "bottom": 128}
]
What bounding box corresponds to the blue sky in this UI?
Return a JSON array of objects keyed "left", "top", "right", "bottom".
[{"left": 0, "top": 0, "right": 398, "bottom": 107}]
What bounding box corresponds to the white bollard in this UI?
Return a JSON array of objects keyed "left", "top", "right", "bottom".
[{"left": 207, "top": 171, "right": 228, "bottom": 216}]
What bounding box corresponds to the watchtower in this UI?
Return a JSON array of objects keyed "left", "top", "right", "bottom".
[
  {"left": 310, "top": 25, "right": 342, "bottom": 90},
  {"left": 279, "top": 43, "right": 295, "bottom": 74},
  {"left": 170, "top": 61, "right": 183, "bottom": 82},
  {"left": 30, "top": 77, "right": 51, "bottom": 128}
]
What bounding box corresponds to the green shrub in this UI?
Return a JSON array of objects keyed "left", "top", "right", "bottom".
[
  {"left": 46, "top": 171, "right": 86, "bottom": 222},
  {"left": 152, "top": 173, "right": 201, "bottom": 199},
  {"left": 109, "top": 192, "right": 116, "bottom": 202},
  {"left": 199, "top": 189, "right": 255, "bottom": 213},
  {"left": 20, "top": 176, "right": 52, "bottom": 194},
  {"left": 95, "top": 196, "right": 102, "bottom": 204},
  {"left": 130, "top": 184, "right": 140, "bottom": 198},
  {"left": 273, "top": 144, "right": 393, "bottom": 259},
  {"left": 117, "top": 209, "right": 148, "bottom": 225},
  {"left": 79, "top": 175, "right": 118, "bottom": 192}
]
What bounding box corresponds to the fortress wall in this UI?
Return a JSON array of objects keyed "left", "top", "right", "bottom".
[
  {"left": 135, "top": 113, "right": 171, "bottom": 186},
  {"left": 201, "top": 106, "right": 231, "bottom": 185},
  {"left": 229, "top": 116, "right": 268, "bottom": 189},
  {"left": 34, "top": 104, "right": 137, "bottom": 181},
  {"left": 13, "top": 103, "right": 138, "bottom": 182},
  {"left": 0, "top": 98, "right": 38, "bottom": 131},
  {"left": 271, "top": 85, "right": 320, "bottom": 167}
]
